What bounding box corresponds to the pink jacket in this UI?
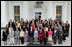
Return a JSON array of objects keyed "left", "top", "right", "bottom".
[{"left": 48, "top": 31, "right": 53, "bottom": 36}]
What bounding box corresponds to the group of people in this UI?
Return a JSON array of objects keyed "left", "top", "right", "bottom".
[{"left": 2, "top": 17, "right": 70, "bottom": 45}]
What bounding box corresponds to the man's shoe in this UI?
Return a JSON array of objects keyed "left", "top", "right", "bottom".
[{"left": 13, "top": 44, "right": 14, "bottom": 45}]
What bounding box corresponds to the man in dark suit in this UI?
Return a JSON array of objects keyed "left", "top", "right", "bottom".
[
  {"left": 28, "top": 25, "right": 34, "bottom": 44},
  {"left": 8, "top": 19, "right": 13, "bottom": 27},
  {"left": 65, "top": 21, "right": 70, "bottom": 37},
  {"left": 58, "top": 27, "right": 63, "bottom": 44},
  {"left": 34, "top": 18, "right": 38, "bottom": 28},
  {"left": 12, "top": 21, "right": 16, "bottom": 31},
  {"left": 53, "top": 28, "right": 58, "bottom": 44},
  {"left": 8, "top": 19, "right": 16, "bottom": 31}
]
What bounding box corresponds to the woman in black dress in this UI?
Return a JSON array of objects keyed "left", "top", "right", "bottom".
[{"left": 2, "top": 29, "right": 7, "bottom": 45}]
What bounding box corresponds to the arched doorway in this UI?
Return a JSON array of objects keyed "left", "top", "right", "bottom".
[{"left": 35, "top": 12, "right": 41, "bottom": 19}]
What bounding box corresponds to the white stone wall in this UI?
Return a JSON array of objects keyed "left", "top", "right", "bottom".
[
  {"left": 68, "top": 1, "right": 71, "bottom": 31},
  {"left": 47, "top": 1, "right": 56, "bottom": 20},
  {"left": 1, "top": 1, "right": 8, "bottom": 27},
  {"left": 23, "top": 1, "right": 29, "bottom": 21},
  {"left": 8, "top": 1, "right": 23, "bottom": 21},
  {"left": 8, "top": 1, "right": 29, "bottom": 21},
  {"left": 29, "top": 1, "right": 47, "bottom": 20},
  {"left": 1, "top": 1, "right": 71, "bottom": 28},
  {"left": 62, "top": 1, "right": 68, "bottom": 23}
]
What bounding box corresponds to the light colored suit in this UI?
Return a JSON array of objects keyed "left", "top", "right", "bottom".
[
  {"left": 9, "top": 27, "right": 14, "bottom": 44},
  {"left": 34, "top": 30, "right": 38, "bottom": 44},
  {"left": 15, "top": 31, "right": 20, "bottom": 44}
]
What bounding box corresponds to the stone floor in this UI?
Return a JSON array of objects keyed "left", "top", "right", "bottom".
[{"left": 1, "top": 28, "right": 71, "bottom": 46}]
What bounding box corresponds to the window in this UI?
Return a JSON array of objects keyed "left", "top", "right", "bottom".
[
  {"left": 56, "top": 6, "right": 62, "bottom": 21},
  {"left": 14, "top": 6, "right": 20, "bottom": 21}
]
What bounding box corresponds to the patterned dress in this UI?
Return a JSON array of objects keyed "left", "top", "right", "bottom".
[
  {"left": 39, "top": 31, "right": 44, "bottom": 42},
  {"left": 24, "top": 31, "right": 28, "bottom": 42}
]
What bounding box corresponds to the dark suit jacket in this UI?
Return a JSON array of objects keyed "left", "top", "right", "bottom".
[
  {"left": 29, "top": 20, "right": 32, "bottom": 28},
  {"left": 8, "top": 22, "right": 13, "bottom": 27},
  {"left": 8, "top": 22, "right": 16, "bottom": 31},
  {"left": 65, "top": 23, "right": 70, "bottom": 30},
  {"left": 53, "top": 31, "right": 58, "bottom": 39},
  {"left": 28, "top": 28, "right": 34, "bottom": 37}
]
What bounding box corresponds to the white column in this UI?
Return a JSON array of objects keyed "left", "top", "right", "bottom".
[
  {"left": 1, "top": 1, "right": 8, "bottom": 27},
  {"left": 68, "top": 1, "right": 71, "bottom": 31},
  {"left": 62, "top": 2, "right": 68, "bottom": 23},
  {"left": 9, "top": 1, "right": 14, "bottom": 21},
  {"left": 52, "top": 2, "right": 56, "bottom": 20},
  {"left": 50, "top": 1, "right": 52, "bottom": 19},
  {"left": 20, "top": 2, "right": 23, "bottom": 21},
  {"left": 47, "top": 1, "right": 51, "bottom": 19},
  {"left": 47, "top": 1, "right": 55, "bottom": 20},
  {"left": 22, "top": 1, "right": 29, "bottom": 21}
]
